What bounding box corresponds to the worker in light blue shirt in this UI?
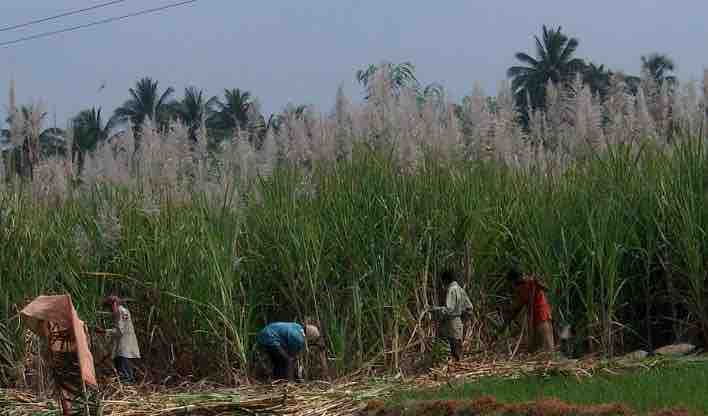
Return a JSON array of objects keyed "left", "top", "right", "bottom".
[{"left": 256, "top": 322, "right": 320, "bottom": 381}]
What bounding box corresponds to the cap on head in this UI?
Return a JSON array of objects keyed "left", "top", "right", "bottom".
[
  {"left": 304, "top": 324, "right": 320, "bottom": 339},
  {"left": 440, "top": 268, "right": 456, "bottom": 284},
  {"left": 507, "top": 267, "right": 523, "bottom": 285},
  {"left": 103, "top": 295, "right": 121, "bottom": 306}
]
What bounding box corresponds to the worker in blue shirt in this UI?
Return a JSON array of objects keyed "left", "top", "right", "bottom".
[{"left": 256, "top": 322, "right": 320, "bottom": 381}]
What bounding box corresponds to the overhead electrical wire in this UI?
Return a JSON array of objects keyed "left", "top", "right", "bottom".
[
  {"left": 0, "top": 0, "right": 200, "bottom": 48},
  {"left": 0, "top": 0, "right": 130, "bottom": 33}
]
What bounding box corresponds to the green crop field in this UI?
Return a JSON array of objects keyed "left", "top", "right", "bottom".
[
  {"left": 1, "top": 40, "right": 708, "bottom": 387},
  {"left": 390, "top": 360, "right": 708, "bottom": 415}
]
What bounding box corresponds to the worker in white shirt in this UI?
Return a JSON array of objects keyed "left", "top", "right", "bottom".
[
  {"left": 430, "top": 269, "right": 473, "bottom": 361},
  {"left": 97, "top": 295, "right": 141, "bottom": 383}
]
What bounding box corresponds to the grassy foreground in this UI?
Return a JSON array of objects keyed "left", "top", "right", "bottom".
[{"left": 391, "top": 360, "right": 708, "bottom": 414}]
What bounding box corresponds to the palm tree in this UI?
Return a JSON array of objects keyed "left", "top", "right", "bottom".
[
  {"left": 247, "top": 100, "right": 277, "bottom": 137},
  {"left": 613, "top": 71, "right": 641, "bottom": 95},
  {"left": 641, "top": 53, "right": 677, "bottom": 88},
  {"left": 113, "top": 77, "right": 176, "bottom": 137},
  {"left": 174, "top": 87, "right": 218, "bottom": 142},
  {"left": 507, "top": 25, "right": 586, "bottom": 111},
  {"left": 356, "top": 61, "right": 419, "bottom": 98},
  {"left": 273, "top": 103, "right": 311, "bottom": 136},
  {"left": 281, "top": 103, "right": 310, "bottom": 120},
  {"left": 3, "top": 109, "right": 64, "bottom": 155},
  {"left": 582, "top": 62, "right": 612, "bottom": 99},
  {"left": 417, "top": 82, "right": 446, "bottom": 108},
  {"left": 266, "top": 114, "right": 283, "bottom": 132},
  {"left": 72, "top": 107, "right": 116, "bottom": 174},
  {"left": 210, "top": 88, "right": 254, "bottom": 134},
  {"left": 21, "top": 105, "right": 66, "bottom": 157},
  {"left": 38, "top": 126, "right": 65, "bottom": 157},
  {"left": 2, "top": 104, "right": 65, "bottom": 179}
]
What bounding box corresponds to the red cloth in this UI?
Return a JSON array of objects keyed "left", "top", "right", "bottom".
[{"left": 515, "top": 278, "right": 552, "bottom": 325}]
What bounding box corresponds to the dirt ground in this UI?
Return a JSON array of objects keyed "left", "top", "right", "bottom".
[
  {"left": 360, "top": 397, "right": 692, "bottom": 416},
  {"left": 10, "top": 349, "right": 703, "bottom": 416}
]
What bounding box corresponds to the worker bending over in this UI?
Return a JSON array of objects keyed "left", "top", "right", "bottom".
[
  {"left": 506, "top": 268, "right": 555, "bottom": 353},
  {"left": 256, "top": 322, "right": 320, "bottom": 381}
]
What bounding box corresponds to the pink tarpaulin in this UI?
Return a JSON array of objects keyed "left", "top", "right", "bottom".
[{"left": 20, "top": 295, "right": 97, "bottom": 386}]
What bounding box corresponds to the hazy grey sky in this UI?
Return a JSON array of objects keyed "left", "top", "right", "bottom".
[{"left": 2, "top": 0, "right": 707, "bottom": 125}]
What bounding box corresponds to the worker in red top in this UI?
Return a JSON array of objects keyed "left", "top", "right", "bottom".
[{"left": 504, "top": 267, "right": 555, "bottom": 353}]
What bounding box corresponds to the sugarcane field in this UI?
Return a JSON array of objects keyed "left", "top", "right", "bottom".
[{"left": 3, "top": 5, "right": 708, "bottom": 415}]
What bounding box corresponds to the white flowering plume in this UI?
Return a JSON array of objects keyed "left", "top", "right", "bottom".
[{"left": 2, "top": 70, "right": 707, "bottom": 203}]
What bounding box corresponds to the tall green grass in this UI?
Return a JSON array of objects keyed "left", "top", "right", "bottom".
[{"left": 1, "top": 139, "right": 708, "bottom": 382}]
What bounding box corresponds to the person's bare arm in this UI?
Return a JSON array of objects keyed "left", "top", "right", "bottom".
[
  {"left": 502, "top": 293, "right": 525, "bottom": 331},
  {"left": 110, "top": 299, "right": 121, "bottom": 321},
  {"left": 315, "top": 338, "right": 330, "bottom": 380},
  {"left": 431, "top": 288, "right": 457, "bottom": 317},
  {"left": 508, "top": 300, "right": 524, "bottom": 322}
]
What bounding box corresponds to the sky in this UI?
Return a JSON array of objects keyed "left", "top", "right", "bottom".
[{"left": 1, "top": 0, "right": 707, "bottom": 127}]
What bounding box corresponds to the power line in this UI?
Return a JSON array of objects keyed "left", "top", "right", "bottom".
[
  {"left": 0, "top": 0, "right": 200, "bottom": 49},
  {"left": 0, "top": 0, "right": 130, "bottom": 33}
]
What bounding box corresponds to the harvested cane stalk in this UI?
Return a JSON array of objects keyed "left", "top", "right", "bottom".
[{"left": 3, "top": 352, "right": 685, "bottom": 416}]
